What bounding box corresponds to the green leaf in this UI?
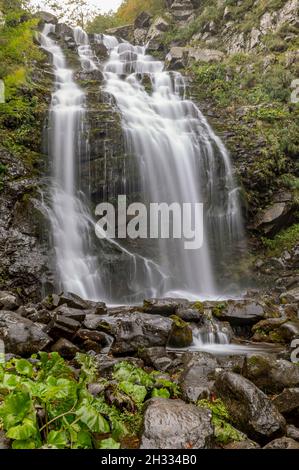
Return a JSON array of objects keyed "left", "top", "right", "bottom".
[
  {"left": 7, "top": 418, "right": 37, "bottom": 440},
  {"left": 99, "top": 438, "right": 120, "bottom": 449},
  {"left": 76, "top": 404, "right": 110, "bottom": 433},
  {"left": 47, "top": 430, "right": 68, "bottom": 449},
  {"left": 12, "top": 439, "right": 36, "bottom": 449},
  {"left": 15, "top": 359, "right": 33, "bottom": 377},
  {"left": 0, "top": 390, "right": 32, "bottom": 428},
  {"left": 151, "top": 388, "right": 170, "bottom": 399},
  {"left": 118, "top": 381, "right": 147, "bottom": 404},
  {"left": 73, "top": 430, "right": 93, "bottom": 449},
  {"left": 113, "top": 362, "right": 154, "bottom": 387}
]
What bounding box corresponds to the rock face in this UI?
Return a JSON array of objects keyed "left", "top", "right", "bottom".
[
  {"left": 215, "top": 372, "right": 286, "bottom": 441},
  {"left": 166, "top": 47, "right": 224, "bottom": 69},
  {"left": 0, "top": 311, "right": 51, "bottom": 355},
  {"left": 170, "top": 0, "right": 194, "bottom": 22},
  {"left": 140, "top": 398, "right": 213, "bottom": 449},
  {"left": 143, "top": 298, "right": 188, "bottom": 315},
  {"left": 146, "top": 17, "right": 170, "bottom": 51}
]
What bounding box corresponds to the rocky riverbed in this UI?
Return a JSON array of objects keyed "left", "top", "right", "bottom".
[{"left": 0, "top": 285, "right": 298, "bottom": 449}]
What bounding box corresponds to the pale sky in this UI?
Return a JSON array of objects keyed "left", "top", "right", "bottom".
[{"left": 29, "top": 0, "right": 123, "bottom": 14}]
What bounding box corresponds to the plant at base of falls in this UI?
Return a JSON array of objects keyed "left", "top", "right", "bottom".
[
  {"left": 197, "top": 398, "right": 244, "bottom": 445},
  {"left": 0, "top": 354, "right": 181, "bottom": 449},
  {"left": 211, "top": 303, "right": 227, "bottom": 318}
]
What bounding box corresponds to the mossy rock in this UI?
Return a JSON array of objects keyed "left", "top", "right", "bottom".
[{"left": 167, "top": 315, "right": 193, "bottom": 348}]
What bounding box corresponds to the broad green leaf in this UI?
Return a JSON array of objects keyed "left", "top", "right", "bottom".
[
  {"left": 99, "top": 438, "right": 120, "bottom": 449},
  {"left": 12, "top": 439, "right": 36, "bottom": 449},
  {"left": 76, "top": 404, "right": 110, "bottom": 433},
  {"left": 47, "top": 430, "right": 68, "bottom": 449},
  {"left": 7, "top": 418, "right": 37, "bottom": 440},
  {"left": 118, "top": 381, "right": 147, "bottom": 404},
  {"left": 15, "top": 359, "right": 33, "bottom": 377},
  {"left": 151, "top": 388, "right": 170, "bottom": 399},
  {"left": 73, "top": 430, "right": 93, "bottom": 449},
  {"left": 0, "top": 390, "right": 32, "bottom": 428},
  {"left": 2, "top": 373, "right": 21, "bottom": 389}
]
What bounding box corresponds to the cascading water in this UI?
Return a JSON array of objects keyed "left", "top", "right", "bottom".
[
  {"left": 101, "top": 38, "right": 244, "bottom": 299},
  {"left": 39, "top": 23, "right": 245, "bottom": 307},
  {"left": 39, "top": 24, "right": 101, "bottom": 300}
]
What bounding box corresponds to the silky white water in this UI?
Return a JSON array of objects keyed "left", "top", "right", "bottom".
[
  {"left": 40, "top": 24, "right": 101, "bottom": 300},
  {"left": 101, "top": 38, "right": 244, "bottom": 299}
]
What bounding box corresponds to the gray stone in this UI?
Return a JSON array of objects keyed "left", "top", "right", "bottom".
[
  {"left": 143, "top": 298, "right": 188, "bottom": 315},
  {"left": 213, "top": 300, "right": 265, "bottom": 325},
  {"left": 188, "top": 48, "right": 225, "bottom": 63},
  {"left": 263, "top": 437, "right": 299, "bottom": 449},
  {"left": 272, "top": 388, "right": 299, "bottom": 414},
  {"left": 215, "top": 371, "right": 286, "bottom": 441},
  {"left": 245, "top": 355, "right": 299, "bottom": 393},
  {"left": 286, "top": 424, "right": 299, "bottom": 441},
  {"left": 224, "top": 439, "right": 261, "bottom": 449},
  {"left": 0, "top": 291, "right": 20, "bottom": 310},
  {"left": 75, "top": 328, "right": 114, "bottom": 353},
  {"left": 179, "top": 352, "right": 218, "bottom": 402},
  {"left": 0, "top": 311, "right": 51, "bottom": 356},
  {"left": 140, "top": 398, "right": 213, "bottom": 449},
  {"left": 254, "top": 202, "right": 294, "bottom": 236},
  {"left": 35, "top": 11, "right": 58, "bottom": 24},
  {"left": 139, "top": 347, "right": 182, "bottom": 371},
  {"left": 53, "top": 305, "right": 86, "bottom": 323},
  {"left": 134, "top": 11, "right": 152, "bottom": 29},
  {"left": 47, "top": 315, "right": 80, "bottom": 340}
]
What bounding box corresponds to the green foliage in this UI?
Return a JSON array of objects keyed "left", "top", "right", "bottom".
[
  {"left": 212, "top": 302, "right": 227, "bottom": 318},
  {"left": 197, "top": 398, "right": 244, "bottom": 445},
  {"left": 0, "top": 355, "right": 181, "bottom": 449},
  {"left": 262, "top": 224, "right": 299, "bottom": 256}
]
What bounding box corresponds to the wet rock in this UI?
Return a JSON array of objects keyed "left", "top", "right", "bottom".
[
  {"left": 140, "top": 398, "right": 213, "bottom": 449},
  {"left": 272, "top": 388, "right": 299, "bottom": 414},
  {"left": 217, "top": 355, "right": 246, "bottom": 374},
  {"left": 93, "top": 42, "right": 109, "bottom": 60},
  {"left": 244, "top": 355, "right": 299, "bottom": 393},
  {"left": 167, "top": 316, "right": 193, "bottom": 348},
  {"left": 179, "top": 352, "right": 218, "bottom": 402},
  {"left": 134, "top": 28, "right": 149, "bottom": 45},
  {"left": 55, "top": 23, "right": 74, "bottom": 40},
  {"left": 0, "top": 291, "right": 20, "bottom": 310},
  {"left": 54, "top": 292, "right": 91, "bottom": 310},
  {"left": 75, "top": 329, "right": 114, "bottom": 353},
  {"left": 143, "top": 298, "right": 188, "bottom": 315},
  {"left": 138, "top": 347, "right": 182, "bottom": 372},
  {"left": 83, "top": 312, "right": 172, "bottom": 353},
  {"left": 263, "top": 437, "right": 299, "bottom": 449},
  {"left": 176, "top": 307, "right": 204, "bottom": 322},
  {"left": 224, "top": 439, "right": 261, "bottom": 449},
  {"left": 212, "top": 300, "right": 265, "bottom": 325},
  {"left": 46, "top": 315, "right": 80, "bottom": 341},
  {"left": 27, "top": 309, "right": 52, "bottom": 324},
  {"left": 0, "top": 311, "right": 51, "bottom": 356},
  {"left": 134, "top": 11, "right": 152, "bottom": 29},
  {"left": 215, "top": 371, "right": 286, "bottom": 441},
  {"left": 286, "top": 424, "right": 299, "bottom": 441},
  {"left": 51, "top": 338, "right": 80, "bottom": 359},
  {"left": 53, "top": 305, "right": 86, "bottom": 323}
]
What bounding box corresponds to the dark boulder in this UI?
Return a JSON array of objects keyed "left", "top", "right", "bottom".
[
  {"left": 140, "top": 398, "right": 213, "bottom": 449},
  {"left": 179, "top": 352, "right": 218, "bottom": 402},
  {"left": 167, "top": 315, "right": 193, "bottom": 348},
  {"left": 143, "top": 298, "right": 188, "bottom": 315},
  {"left": 46, "top": 315, "right": 81, "bottom": 341},
  {"left": 0, "top": 291, "right": 20, "bottom": 310},
  {"left": 134, "top": 11, "right": 152, "bottom": 29},
  {"left": 212, "top": 300, "right": 265, "bottom": 325},
  {"left": 215, "top": 371, "right": 286, "bottom": 442},
  {"left": 0, "top": 311, "right": 51, "bottom": 356},
  {"left": 272, "top": 388, "right": 299, "bottom": 414},
  {"left": 51, "top": 338, "right": 80, "bottom": 359}
]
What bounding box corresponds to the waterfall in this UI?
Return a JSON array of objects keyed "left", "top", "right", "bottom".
[
  {"left": 101, "top": 38, "right": 244, "bottom": 299},
  {"left": 39, "top": 24, "right": 245, "bottom": 304},
  {"left": 39, "top": 24, "right": 101, "bottom": 300}
]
